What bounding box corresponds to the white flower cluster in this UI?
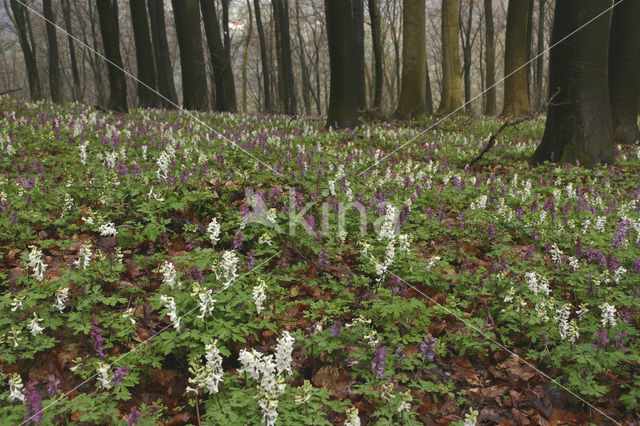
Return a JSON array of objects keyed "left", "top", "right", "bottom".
[
  {"left": 378, "top": 205, "right": 397, "bottom": 241},
  {"left": 253, "top": 278, "right": 267, "bottom": 314},
  {"left": 601, "top": 303, "right": 617, "bottom": 328},
  {"left": 238, "top": 332, "right": 295, "bottom": 426},
  {"left": 156, "top": 151, "right": 171, "bottom": 180},
  {"left": 219, "top": 251, "right": 239, "bottom": 288},
  {"left": 196, "top": 288, "right": 215, "bottom": 320},
  {"left": 550, "top": 244, "right": 563, "bottom": 264},
  {"left": 188, "top": 340, "right": 224, "bottom": 394},
  {"left": 554, "top": 304, "right": 571, "bottom": 340},
  {"left": 463, "top": 408, "right": 478, "bottom": 426},
  {"left": 207, "top": 218, "right": 221, "bottom": 246},
  {"left": 470, "top": 194, "right": 488, "bottom": 210},
  {"left": 78, "top": 241, "right": 92, "bottom": 270},
  {"left": 8, "top": 373, "right": 25, "bottom": 402},
  {"left": 28, "top": 246, "right": 47, "bottom": 282},
  {"left": 525, "top": 272, "right": 550, "bottom": 296},
  {"left": 160, "top": 295, "right": 181, "bottom": 330},
  {"left": 99, "top": 222, "right": 117, "bottom": 237},
  {"left": 97, "top": 362, "right": 112, "bottom": 389},
  {"left": 79, "top": 141, "right": 88, "bottom": 165},
  {"left": 160, "top": 261, "right": 181, "bottom": 290},
  {"left": 28, "top": 313, "right": 44, "bottom": 336},
  {"left": 344, "top": 407, "right": 361, "bottom": 426}
]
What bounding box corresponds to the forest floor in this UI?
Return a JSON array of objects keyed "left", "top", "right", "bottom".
[{"left": 0, "top": 98, "right": 639, "bottom": 425}]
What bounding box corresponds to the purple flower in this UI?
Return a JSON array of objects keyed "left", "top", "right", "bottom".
[
  {"left": 611, "top": 220, "right": 631, "bottom": 249},
  {"left": 615, "top": 331, "right": 628, "bottom": 353},
  {"left": 419, "top": 334, "right": 437, "bottom": 361},
  {"left": 90, "top": 319, "right": 105, "bottom": 359},
  {"left": 246, "top": 250, "right": 256, "bottom": 269},
  {"left": 110, "top": 367, "right": 130, "bottom": 386},
  {"left": 47, "top": 375, "right": 60, "bottom": 398},
  {"left": 126, "top": 406, "right": 142, "bottom": 426},
  {"left": 233, "top": 232, "right": 245, "bottom": 250},
  {"left": 371, "top": 343, "right": 387, "bottom": 378},
  {"left": 189, "top": 267, "right": 205, "bottom": 284},
  {"left": 591, "top": 328, "right": 609, "bottom": 349},
  {"left": 23, "top": 380, "right": 42, "bottom": 425},
  {"left": 330, "top": 320, "right": 342, "bottom": 337},
  {"left": 318, "top": 250, "right": 329, "bottom": 269},
  {"left": 390, "top": 276, "right": 405, "bottom": 296}
]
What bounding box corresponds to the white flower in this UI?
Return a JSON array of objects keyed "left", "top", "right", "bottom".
[
  {"left": 577, "top": 303, "right": 589, "bottom": 321},
  {"left": 238, "top": 349, "right": 263, "bottom": 381},
  {"left": 78, "top": 241, "right": 92, "bottom": 270},
  {"left": 328, "top": 180, "right": 336, "bottom": 196},
  {"left": 525, "top": 272, "right": 550, "bottom": 296},
  {"left": 568, "top": 256, "right": 579, "bottom": 271},
  {"left": 463, "top": 408, "right": 478, "bottom": 426},
  {"left": 10, "top": 295, "right": 23, "bottom": 312},
  {"left": 568, "top": 320, "right": 580, "bottom": 343},
  {"left": 156, "top": 151, "right": 171, "bottom": 180},
  {"left": 378, "top": 205, "right": 397, "bottom": 241},
  {"left": 253, "top": 279, "right": 267, "bottom": 314},
  {"left": 274, "top": 331, "right": 295, "bottom": 376},
  {"left": 594, "top": 216, "right": 606, "bottom": 232},
  {"left": 220, "top": 251, "right": 239, "bottom": 287},
  {"left": 79, "top": 141, "right": 88, "bottom": 165},
  {"left": 555, "top": 304, "right": 571, "bottom": 340},
  {"left": 207, "top": 218, "right": 221, "bottom": 246},
  {"left": 504, "top": 286, "right": 515, "bottom": 303},
  {"left": 426, "top": 256, "right": 440, "bottom": 270},
  {"left": 601, "top": 303, "right": 617, "bottom": 328},
  {"left": 614, "top": 266, "right": 627, "bottom": 284},
  {"left": 53, "top": 287, "right": 69, "bottom": 312},
  {"left": 397, "top": 234, "right": 410, "bottom": 252},
  {"left": 160, "top": 261, "right": 181, "bottom": 290},
  {"left": 189, "top": 340, "right": 224, "bottom": 394},
  {"left": 8, "top": 373, "right": 25, "bottom": 402},
  {"left": 123, "top": 308, "right": 136, "bottom": 325},
  {"left": 550, "top": 244, "right": 563, "bottom": 264},
  {"left": 196, "top": 289, "right": 215, "bottom": 320},
  {"left": 160, "top": 295, "right": 181, "bottom": 330},
  {"left": 28, "top": 246, "right": 47, "bottom": 282},
  {"left": 99, "top": 222, "right": 117, "bottom": 237},
  {"left": 344, "top": 407, "right": 361, "bottom": 426},
  {"left": 97, "top": 362, "right": 111, "bottom": 389},
  {"left": 397, "top": 390, "right": 412, "bottom": 413}
]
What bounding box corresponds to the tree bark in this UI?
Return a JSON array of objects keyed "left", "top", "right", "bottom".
[
  {"left": 368, "top": 0, "right": 383, "bottom": 110},
  {"left": 96, "top": 0, "right": 128, "bottom": 112},
  {"left": 426, "top": 59, "right": 433, "bottom": 115},
  {"left": 253, "top": 0, "right": 272, "bottom": 112},
  {"left": 242, "top": 0, "right": 253, "bottom": 113},
  {"left": 200, "top": 0, "right": 236, "bottom": 112},
  {"left": 530, "top": 0, "right": 614, "bottom": 167},
  {"left": 352, "top": 0, "right": 366, "bottom": 109},
  {"left": 609, "top": 0, "right": 640, "bottom": 145},
  {"left": 8, "top": 0, "right": 41, "bottom": 100},
  {"left": 461, "top": 0, "right": 474, "bottom": 112},
  {"left": 62, "top": 0, "right": 81, "bottom": 102},
  {"left": 43, "top": 0, "right": 62, "bottom": 103},
  {"left": 172, "top": 0, "right": 209, "bottom": 110},
  {"left": 129, "top": 0, "right": 160, "bottom": 108},
  {"left": 534, "top": 0, "right": 546, "bottom": 110},
  {"left": 484, "top": 0, "right": 495, "bottom": 115},
  {"left": 325, "top": 0, "right": 358, "bottom": 128},
  {"left": 273, "top": 0, "right": 296, "bottom": 114},
  {"left": 501, "top": 0, "right": 531, "bottom": 116},
  {"left": 147, "top": 0, "right": 178, "bottom": 108},
  {"left": 294, "top": 0, "right": 312, "bottom": 115},
  {"left": 395, "top": 0, "right": 426, "bottom": 119},
  {"left": 437, "top": 0, "right": 462, "bottom": 114}
]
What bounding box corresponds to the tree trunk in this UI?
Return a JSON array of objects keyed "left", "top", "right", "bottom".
[
  {"left": 501, "top": 0, "right": 531, "bottom": 116},
  {"left": 437, "top": 0, "right": 462, "bottom": 114},
  {"left": 86, "top": 0, "right": 106, "bottom": 105},
  {"left": 368, "top": 0, "right": 383, "bottom": 110},
  {"left": 609, "top": 0, "right": 640, "bottom": 145},
  {"left": 253, "top": 0, "right": 272, "bottom": 112},
  {"left": 220, "top": 0, "right": 237, "bottom": 111},
  {"left": 129, "top": 0, "right": 160, "bottom": 108},
  {"left": 147, "top": 0, "right": 178, "bottom": 108},
  {"left": 200, "top": 0, "right": 236, "bottom": 112},
  {"left": 526, "top": 0, "right": 534, "bottom": 102},
  {"left": 62, "top": 0, "right": 81, "bottom": 102},
  {"left": 395, "top": 0, "right": 426, "bottom": 119},
  {"left": 352, "top": 0, "right": 366, "bottom": 109},
  {"left": 242, "top": 0, "right": 253, "bottom": 113},
  {"left": 534, "top": 0, "right": 546, "bottom": 110},
  {"left": 8, "top": 0, "right": 41, "bottom": 100},
  {"left": 461, "top": 0, "right": 474, "bottom": 112},
  {"left": 172, "top": 0, "right": 209, "bottom": 110},
  {"left": 273, "top": 0, "right": 296, "bottom": 115},
  {"left": 484, "top": 0, "right": 495, "bottom": 115},
  {"left": 530, "top": 0, "right": 614, "bottom": 167},
  {"left": 294, "top": 0, "right": 312, "bottom": 115},
  {"left": 43, "top": 0, "right": 62, "bottom": 103},
  {"left": 426, "top": 59, "right": 433, "bottom": 115},
  {"left": 96, "top": 0, "right": 128, "bottom": 112},
  {"left": 325, "top": 0, "right": 358, "bottom": 129}
]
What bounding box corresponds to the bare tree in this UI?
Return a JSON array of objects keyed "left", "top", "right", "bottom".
[
  {"left": 97, "top": 0, "right": 128, "bottom": 112},
  {"left": 61, "top": 0, "right": 81, "bottom": 101},
  {"left": 242, "top": 0, "right": 253, "bottom": 113},
  {"left": 395, "top": 0, "right": 426, "bottom": 119},
  {"left": 352, "top": 0, "right": 366, "bottom": 109},
  {"left": 253, "top": 0, "right": 272, "bottom": 112},
  {"left": 501, "top": 0, "right": 530, "bottom": 116},
  {"left": 43, "top": 0, "right": 61, "bottom": 102},
  {"left": 6, "top": 0, "right": 41, "bottom": 99},
  {"left": 273, "top": 0, "right": 296, "bottom": 114},
  {"left": 129, "top": 0, "right": 160, "bottom": 108},
  {"left": 438, "top": 0, "right": 462, "bottom": 114},
  {"left": 483, "top": 0, "right": 495, "bottom": 115},
  {"left": 147, "top": 0, "right": 177, "bottom": 108},
  {"left": 368, "top": 0, "right": 383, "bottom": 110}
]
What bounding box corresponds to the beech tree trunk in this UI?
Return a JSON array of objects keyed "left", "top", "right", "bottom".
[
  {"left": 294, "top": 0, "right": 312, "bottom": 115},
  {"left": 8, "top": 0, "right": 41, "bottom": 100},
  {"left": 325, "top": 0, "right": 358, "bottom": 129},
  {"left": 147, "top": 0, "right": 178, "bottom": 108},
  {"left": 200, "top": 0, "right": 236, "bottom": 112},
  {"left": 352, "top": 0, "right": 366, "bottom": 109},
  {"left": 426, "top": 59, "right": 433, "bottom": 115},
  {"left": 172, "top": 0, "right": 208, "bottom": 111},
  {"left": 130, "top": 0, "right": 160, "bottom": 108},
  {"left": 530, "top": 0, "right": 614, "bottom": 167},
  {"left": 609, "top": 0, "right": 640, "bottom": 145},
  {"left": 534, "top": 0, "right": 546, "bottom": 110},
  {"left": 460, "top": 0, "right": 474, "bottom": 112},
  {"left": 97, "top": 0, "right": 128, "bottom": 112},
  {"left": 368, "top": 0, "right": 383, "bottom": 110},
  {"left": 253, "top": 0, "right": 272, "bottom": 112},
  {"left": 501, "top": 0, "right": 531, "bottom": 116},
  {"left": 395, "top": 0, "right": 426, "bottom": 119},
  {"left": 62, "top": 0, "right": 81, "bottom": 102},
  {"left": 273, "top": 0, "right": 296, "bottom": 115},
  {"left": 43, "top": 0, "right": 61, "bottom": 103},
  {"left": 242, "top": 0, "right": 253, "bottom": 113},
  {"left": 484, "top": 0, "right": 495, "bottom": 115},
  {"left": 437, "top": 0, "right": 462, "bottom": 114}
]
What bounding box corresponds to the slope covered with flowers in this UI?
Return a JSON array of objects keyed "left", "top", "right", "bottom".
[{"left": 1, "top": 98, "right": 639, "bottom": 424}]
